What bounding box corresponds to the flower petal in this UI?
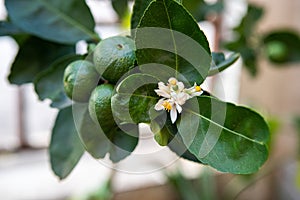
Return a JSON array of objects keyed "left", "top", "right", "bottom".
[
  {"left": 158, "top": 82, "right": 169, "bottom": 91},
  {"left": 154, "top": 99, "right": 165, "bottom": 110},
  {"left": 170, "top": 107, "right": 177, "bottom": 123},
  {"left": 155, "top": 89, "right": 171, "bottom": 98},
  {"left": 175, "top": 103, "right": 182, "bottom": 113},
  {"left": 176, "top": 92, "right": 189, "bottom": 105},
  {"left": 190, "top": 91, "right": 203, "bottom": 97},
  {"left": 177, "top": 82, "right": 185, "bottom": 91}
]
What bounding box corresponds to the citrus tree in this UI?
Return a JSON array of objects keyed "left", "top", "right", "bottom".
[{"left": 0, "top": 0, "right": 276, "bottom": 179}]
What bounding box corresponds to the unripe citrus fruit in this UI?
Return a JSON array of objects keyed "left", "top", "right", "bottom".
[
  {"left": 93, "top": 36, "right": 136, "bottom": 83},
  {"left": 266, "top": 41, "right": 288, "bottom": 62},
  {"left": 88, "top": 84, "right": 116, "bottom": 133},
  {"left": 63, "top": 60, "right": 99, "bottom": 102}
]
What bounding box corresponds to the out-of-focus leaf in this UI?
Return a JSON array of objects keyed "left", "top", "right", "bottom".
[
  {"left": 233, "top": 5, "right": 263, "bottom": 38},
  {"left": 294, "top": 117, "right": 300, "bottom": 189},
  {"left": 182, "top": 0, "right": 224, "bottom": 22},
  {"left": 167, "top": 171, "right": 200, "bottom": 200},
  {"left": 264, "top": 30, "right": 300, "bottom": 64},
  {"left": 34, "top": 54, "right": 83, "bottom": 109},
  {"left": 8, "top": 36, "right": 75, "bottom": 85},
  {"left": 49, "top": 106, "right": 84, "bottom": 179},
  {"left": 5, "top": 0, "right": 99, "bottom": 44},
  {"left": 208, "top": 52, "right": 240, "bottom": 76},
  {"left": 135, "top": 0, "right": 211, "bottom": 85},
  {"left": 224, "top": 4, "right": 264, "bottom": 76},
  {"left": 0, "top": 21, "right": 24, "bottom": 35},
  {"left": 294, "top": 117, "right": 300, "bottom": 135}
]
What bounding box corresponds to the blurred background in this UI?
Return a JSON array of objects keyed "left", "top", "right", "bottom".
[{"left": 0, "top": 0, "right": 300, "bottom": 199}]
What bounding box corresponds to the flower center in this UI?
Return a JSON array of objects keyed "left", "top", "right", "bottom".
[
  {"left": 195, "top": 85, "right": 201, "bottom": 92},
  {"left": 169, "top": 79, "right": 177, "bottom": 85},
  {"left": 162, "top": 101, "right": 172, "bottom": 111}
]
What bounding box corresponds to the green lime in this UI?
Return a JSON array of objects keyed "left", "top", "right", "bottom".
[
  {"left": 93, "top": 36, "right": 136, "bottom": 83},
  {"left": 63, "top": 60, "right": 99, "bottom": 102},
  {"left": 266, "top": 41, "right": 288, "bottom": 62},
  {"left": 88, "top": 84, "right": 116, "bottom": 133}
]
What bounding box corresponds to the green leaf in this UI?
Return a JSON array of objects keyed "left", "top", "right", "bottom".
[
  {"left": 233, "top": 5, "right": 263, "bottom": 38},
  {"left": 111, "top": 73, "right": 159, "bottom": 124},
  {"left": 74, "top": 104, "right": 139, "bottom": 162},
  {"left": 5, "top": 0, "right": 99, "bottom": 44},
  {"left": 130, "top": 0, "right": 153, "bottom": 30},
  {"left": 225, "top": 42, "right": 258, "bottom": 76},
  {"left": 108, "top": 124, "right": 139, "bottom": 162},
  {"left": 0, "top": 21, "right": 24, "bottom": 36},
  {"left": 263, "top": 30, "right": 300, "bottom": 64},
  {"left": 8, "top": 36, "right": 75, "bottom": 85},
  {"left": 34, "top": 54, "right": 83, "bottom": 109},
  {"left": 135, "top": 0, "right": 211, "bottom": 85},
  {"left": 182, "top": 0, "right": 224, "bottom": 22},
  {"left": 294, "top": 116, "right": 300, "bottom": 135},
  {"left": 112, "top": 0, "right": 129, "bottom": 20},
  {"left": 49, "top": 106, "right": 84, "bottom": 179},
  {"left": 178, "top": 96, "right": 269, "bottom": 174},
  {"left": 208, "top": 52, "right": 240, "bottom": 76},
  {"left": 182, "top": 0, "right": 206, "bottom": 22},
  {"left": 223, "top": 4, "right": 264, "bottom": 76},
  {"left": 150, "top": 112, "right": 202, "bottom": 162}
]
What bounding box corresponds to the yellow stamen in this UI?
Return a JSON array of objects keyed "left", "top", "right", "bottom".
[
  {"left": 195, "top": 85, "right": 201, "bottom": 92},
  {"left": 162, "top": 101, "right": 172, "bottom": 111},
  {"left": 169, "top": 79, "right": 177, "bottom": 85}
]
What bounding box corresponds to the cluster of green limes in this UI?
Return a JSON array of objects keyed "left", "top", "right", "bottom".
[{"left": 63, "top": 36, "right": 136, "bottom": 128}]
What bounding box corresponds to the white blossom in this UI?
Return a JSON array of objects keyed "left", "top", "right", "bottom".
[{"left": 154, "top": 77, "right": 203, "bottom": 123}]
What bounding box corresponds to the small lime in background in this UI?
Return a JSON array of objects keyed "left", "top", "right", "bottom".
[{"left": 63, "top": 60, "right": 99, "bottom": 102}]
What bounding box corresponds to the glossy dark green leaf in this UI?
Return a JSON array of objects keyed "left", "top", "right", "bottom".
[
  {"left": 182, "top": 0, "right": 206, "bottom": 22},
  {"left": 150, "top": 111, "right": 202, "bottom": 162},
  {"left": 0, "top": 21, "right": 24, "bottom": 35},
  {"left": 111, "top": 73, "right": 159, "bottom": 124},
  {"left": 130, "top": 0, "right": 153, "bottom": 30},
  {"left": 211, "top": 52, "right": 225, "bottom": 66},
  {"left": 178, "top": 96, "right": 269, "bottom": 174},
  {"left": 108, "top": 124, "right": 139, "bottom": 162},
  {"left": 208, "top": 52, "right": 240, "bottom": 76},
  {"left": 34, "top": 54, "right": 83, "bottom": 109},
  {"left": 49, "top": 106, "right": 84, "bottom": 179},
  {"left": 135, "top": 0, "right": 211, "bottom": 85},
  {"left": 5, "top": 0, "right": 99, "bottom": 44},
  {"left": 74, "top": 104, "right": 139, "bottom": 162},
  {"left": 264, "top": 30, "right": 300, "bottom": 64},
  {"left": 112, "top": 0, "right": 129, "bottom": 20},
  {"left": 8, "top": 36, "right": 75, "bottom": 85}
]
